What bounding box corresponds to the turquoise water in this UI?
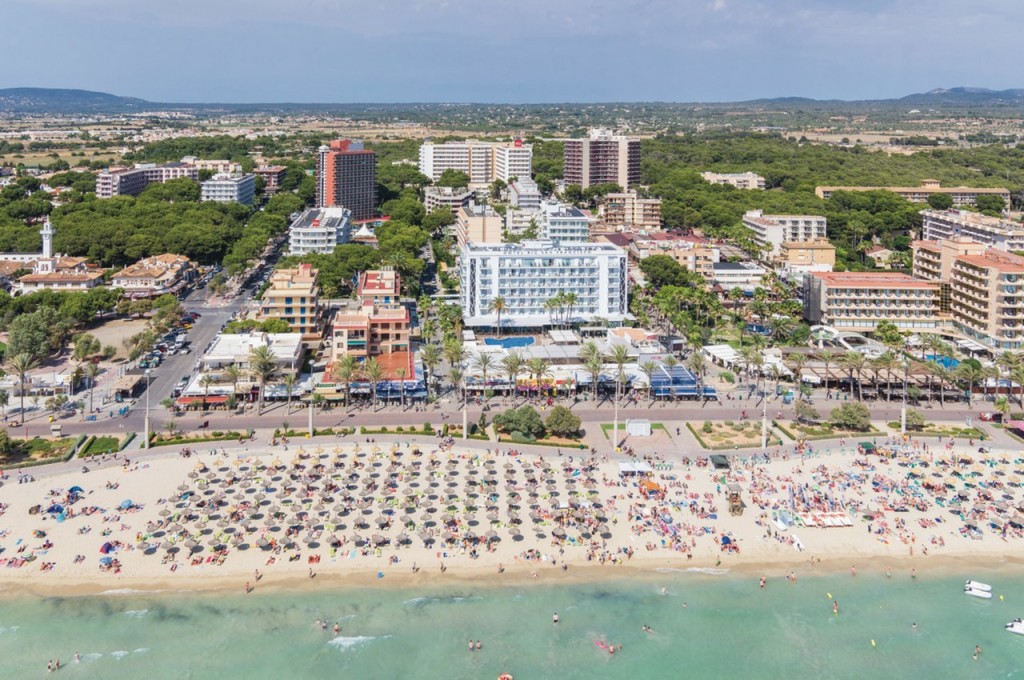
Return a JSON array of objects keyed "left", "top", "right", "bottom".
[
  {"left": 484, "top": 337, "right": 535, "bottom": 349},
  {"left": 2, "top": 571, "right": 1023, "bottom": 678}
]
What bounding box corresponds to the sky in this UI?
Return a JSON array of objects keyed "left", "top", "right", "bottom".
[{"left": 5, "top": 0, "right": 1023, "bottom": 103}]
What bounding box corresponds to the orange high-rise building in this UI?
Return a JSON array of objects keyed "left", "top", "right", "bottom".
[{"left": 316, "top": 139, "right": 377, "bottom": 221}]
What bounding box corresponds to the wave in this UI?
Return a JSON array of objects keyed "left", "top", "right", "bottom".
[
  {"left": 0, "top": 625, "right": 19, "bottom": 635},
  {"left": 402, "top": 595, "right": 481, "bottom": 608},
  {"left": 110, "top": 650, "right": 130, "bottom": 660},
  {"left": 328, "top": 635, "right": 389, "bottom": 651},
  {"left": 100, "top": 588, "right": 164, "bottom": 596},
  {"left": 654, "top": 567, "right": 730, "bottom": 576},
  {"left": 123, "top": 609, "right": 149, "bottom": 618}
]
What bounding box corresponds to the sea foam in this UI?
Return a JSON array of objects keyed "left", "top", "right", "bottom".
[{"left": 328, "top": 635, "right": 389, "bottom": 651}]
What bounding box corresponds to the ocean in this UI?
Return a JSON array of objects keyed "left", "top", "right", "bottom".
[{"left": 1, "top": 569, "right": 1022, "bottom": 679}]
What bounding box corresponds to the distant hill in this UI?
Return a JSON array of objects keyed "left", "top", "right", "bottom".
[
  {"left": 898, "top": 87, "right": 1024, "bottom": 107},
  {"left": 3, "top": 85, "right": 1024, "bottom": 115},
  {"left": 0, "top": 88, "right": 150, "bottom": 113}
]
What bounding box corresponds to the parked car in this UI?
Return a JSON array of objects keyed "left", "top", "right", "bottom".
[{"left": 978, "top": 412, "right": 996, "bottom": 422}]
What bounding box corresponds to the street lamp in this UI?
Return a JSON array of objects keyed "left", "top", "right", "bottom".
[
  {"left": 760, "top": 371, "right": 768, "bottom": 449},
  {"left": 900, "top": 358, "right": 909, "bottom": 435},
  {"left": 143, "top": 369, "right": 151, "bottom": 450}
]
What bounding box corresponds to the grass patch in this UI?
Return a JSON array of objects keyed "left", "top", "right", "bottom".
[
  {"left": 80, "top": 436, "right": 120, "bottom": 457},
  {"left": 0, "top": 435, "right": 81, "bottom": 467},
  {"left": 686, "top": 420, "right": 782, "bottom": 450},
  {"left": 885, "top": 422, "right": 987, "bottom": 438},
  {"left": 773, "top": 420, "right": 881, "bottom": 442},
  {"left": 148, "top": 431, "right": 246, "bottom": 447}
]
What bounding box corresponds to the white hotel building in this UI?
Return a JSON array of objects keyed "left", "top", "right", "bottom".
[
  {"left": 200, "top": 173, "right": 256, "bottom": 205},
  {"left": 459, "top": 240, "right": 628, "bottom": 329},
  {"left": 538, "top": 200, "right": 593, "bottom": 244},
  {"left": 742, "top": 210, "right": 828, "bottom": 259},
  {"left": 288, "top": 207, "right": 352, "bottom": 255},
  {"left": 419, "top": 140, "right": 532, "bottom": 186},
  {"left": 921, "top": 209, "right": 1024, "bottom": 252}
]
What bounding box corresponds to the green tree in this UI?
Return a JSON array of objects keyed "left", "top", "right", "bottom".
[
  {"left": 904, "top": 408, "right": 926, "bottom": 431},
  {"left": 975, "top": 194, "right": 1006, "bottom": 214},
  {"left": 545, "top": 405, "right": 582, "bottom": 437},
  {"left": 420, "top": 344, "right": 442, "bottom": 400},
  {"left": 361, "top": 357, "right": 384, "bottom": 411},
  {"left": 7, "top": 353, "right": 38, "bottom": 425},
  {"left": 332, "top": 355, "right": 359, "bottom": 408},
  {"left": 926, "top": 193, "right": 954, "bottom": 210},
  {"left": 794, "top": 400, "right": 819, "bottom": 424},
  {"left": 248, "top": 345, "right": 278, "bottom": 415},
  {"left": 281, "top": 374, "right": 298, "bottom": 413},
  {"left": 829, "top": 402, "right": 871, "bottom": 431},
  {"left": 436, "top": 169, "right": 470, "bottom": 188},
  {"left": 501, "top": 351, "right": 526, "bottom": 403},
  {"left": 494, "top": 405, "right": 545, "bottom": 437},
  {"left": 488, "top": 296, "right": 507, "bottom": 337}
]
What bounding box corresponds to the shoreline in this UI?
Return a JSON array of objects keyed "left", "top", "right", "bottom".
[{"left": 4, "top": 549, "right": 1024, "bottom": 599}]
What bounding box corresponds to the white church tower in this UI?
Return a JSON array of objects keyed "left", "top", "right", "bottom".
[{"left": 40, "top": 217, "right": 54, "bottom": 260}]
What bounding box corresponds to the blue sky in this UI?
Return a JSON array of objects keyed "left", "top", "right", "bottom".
[{"left": 6, "top": 0, "right": 1022, "bottom": 103}]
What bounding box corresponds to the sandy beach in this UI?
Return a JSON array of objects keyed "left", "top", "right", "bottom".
[{"left": 2, "top": 435, "right": 1024, "bottom": 596}]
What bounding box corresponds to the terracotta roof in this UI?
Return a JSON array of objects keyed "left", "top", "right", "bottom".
[{"left": 809, "top": 272, "right": 938, "bottom": 289}]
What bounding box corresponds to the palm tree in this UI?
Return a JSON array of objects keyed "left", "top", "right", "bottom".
[
  {"left": 7, "top": 353, "right": 38, "bottom": 426},
  {"left": 501, "top": 352, "right": 526, "bottom": 403},
  {"left": 85, "top": 362, "right": 101, "bottom": 415},
  {"left": 980, "top": 365, "right": 1000, "bottom": 405},
  {"left": 563, "top": 292, "right": 579, "bottom": 327},
  {"left": 449, "top": 366, "right": 465, "bottom": 406},
  {"left": 955, "top": 362, "right": 984, "bottom": 407},
  {"left": 473, "top": 352, "right": 495, "bottom": 402},
  {"left": 685, "top": 351, "right": 706, "bottom": 386},
  {"left": 579, "top": 341, "right": 603, "bottom": 401},
  {"left": 639, "top": 361, "right": 657, "bottom": 402},
  {"left": 818, "top": 349, "right": 838, "bottom": 398},
  {"left": 332, "top": 355, "right": 358, "bottom": 408},
  {"left": 200, "top": 374, "right": 215, "bottom": 412},
  {"left": 607, "top": 344, "right": 632, "bottom": 444},
  {"left": 395, "top": 367, "right": 407, "bottom": 409},
  {"left": 839, "top": 351, "right": 866, "bottom": 401},
  {"left": 281, "top": 374, "right": 298, "bottom": 413},
  {"left": 223, "top": 365, "right": 243, "bottom": 398},
  {"left": 874, "top": 352, "right": 900, "bottom": 403},
  {"left": 1012, "top": 366, "right": 1024, "bottom": 409},
  {"left": 248, "top": 345, "right": 278, "bottom": 415},
  {"left": 995, "top": 395, "right": 1012, "bottom": 423},
  {"left": 928, "top": 361, "right": 953, "bottom": 407},
  {"left": 786, "top": 353, "right": 807, "bottom": 402},
  {"left": 526, "top": 358, "right": 552, "bottom": 396},
  {"left": 361, "top": 357, "right": 384, "bottom": 411},
  {"left": 443, "top": 340, "right": 466, "bottom": 372},
  {"left": 488, "top": 296, "right": 507, "bottom": 337},
  {"left": 420, "top": 344, "right": 442, "bottom": 400},
  {"left": 0, "top": 390, "right": 8, "bottom": 420}
]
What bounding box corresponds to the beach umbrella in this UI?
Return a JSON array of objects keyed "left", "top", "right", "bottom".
[
  {"left": 372, "top": 533, "right": 387, "bottom": 545},
  {"left": 159, "top": 509, "right": 172, "bottom": 517},
  {"left": 552, "top": 527, "right": 566, "bottom": 538},
  {"left": 485, "top": 530, "right": 498, "bottom": 541}
]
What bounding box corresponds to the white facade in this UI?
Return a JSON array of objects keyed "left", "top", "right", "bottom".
[
  {"left": 701, "top": 171, "right": 766, "bottom": 190},
  {"left": 742, "top": 210, "right": 827, "bottom": 258},
  {"left": 202, "top": 332, "right": 305, "bottom": 372},
  {"left": 711, "top": 262, "right": 767, "bottom": 291},
  {"left": 538, "top": 200, "right": 592, "bottom": 245},
  {"left": 419, "top": 140, "right": 532, "bottom": 186},
  {"left": 288, "top": 207, "right": 352, "bottom": 255},
  {"left": 423, "top": 186, "right": 473, "bottom": 213},
  {"left": 459, "top": 239, "right": 629, "bottom": 328},
  {"left": 921, "top": 209, "right": 1024, "bottom": 252},
  {"left": 201, "top": 173, "right": 255, "bottom": 204},
  {"left": 508, "top": 179, "right": 541, "bottom": 211}
]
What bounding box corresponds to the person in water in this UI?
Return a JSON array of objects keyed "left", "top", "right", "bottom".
[
  {"left": 553, "top": 612, "right": 559, "bottom": 624},
  {"left": 833, "top": 601, "right": 839, "bottom": 615}
]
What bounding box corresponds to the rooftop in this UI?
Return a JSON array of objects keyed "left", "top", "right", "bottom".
[
  {"left": 809, "top": 272, "right": 939, "bottom": 289},
  {"left": 956, "top": 249, "right": 1024, "bottom": 273}
]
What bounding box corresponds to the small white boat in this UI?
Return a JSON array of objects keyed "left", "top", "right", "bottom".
[
  {"left": 1006, "top": 619, "right": 1024, "bottom": 635},
  {"left": 965, "top": 586, "right": 993, "bottom": 599},
  {"left": 966, "top": 580, "right": 992, "bottom": 592}
]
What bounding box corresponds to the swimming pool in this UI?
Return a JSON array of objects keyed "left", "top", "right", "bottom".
[
  {"left": 484, "top": 337, "right": 535, "bottom": 349},
  {"left": 925, "top": 354, "right": 959, "bottom": 369}
]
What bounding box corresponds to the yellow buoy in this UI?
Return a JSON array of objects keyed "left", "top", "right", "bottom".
[
  {"left": 871, "top": 640, "right": 876, "bottom": 647},
  {"left": 1000, "top": 595, "right": 1005, "bottom": 601},
  {"left": 827, "top": 593, "right": 832, "bottom": 599}
]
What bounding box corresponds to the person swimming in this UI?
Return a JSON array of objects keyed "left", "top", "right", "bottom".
[
  {"left": 833, "top": 600, "right": 839, "bottom": 615},
  {"left": 553, "top": 612, "right": 559, "bottom": 624}
]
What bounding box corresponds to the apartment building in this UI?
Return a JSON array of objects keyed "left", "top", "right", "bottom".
[
  {"left": 602, "top": 191, "right": 662, "bottom": 230},
  {"left": 111, "top": 253, "right": 196, "bottom": 298},
  {"left": 287, "top": 207, "right": 352, "bottom": 255},
  {"left": 316, "top": 139, "right": 377, "bottom": 221},
  {"left": 508, "top": 179, "right": 542, "bottom": 211},
  {"left": 776, "top": 240, "right": 836, "bottom": 274},
  {"left": 537, "top": 200, "right": 592, "bottom": 245},
  {"left": 331, "top": 267, "right": 410, "bottom": 363},
  {"left": 816, "top": 181, "right": 1010, "bottom": 210},
  {"left": 921, "top": 209, "right": 1024, "bottom": 252},
  {"left": 454, "top": 203, "right": 503, "bottom": 248},
  {"left": 424, "top": 186, "right": 473, "bottom": 214},
  {"left": 95, "top": 162, "right": 198, "bottom": 198},
  {"left": 181, "top": 157, "right": 242, "bottom": 174},
  {"left": 711, "top": 262, "right": 766, "bottom": 292},
  {"left": 742, "top": 210, "right": 828, "bottom": 259},
  {"left": 700, "top": 171, "right": 766, "bottom": 190},
  {"left": 200, "top": 173, "right": 256, "bottom": 204},
  {"left": 459, "top": 239, "right": 629, "bottom": 328},
  {"left": 254, "top": 165, "right": 287, "bottom": 193},
  {"left": 949, "top": 249, "right": 1024, "bottom": 350},
  {"left": 563, "top": 129, "right": 641, "bottom": 189},
  {"left": 804, "top": 272, "right": 941, "bottom": 332},
  {"left": 258, "top": 263, "right": 325, "bottom": 342},
  {"left": 418, "top": 139, "right": 532, "bottom": 186}
]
